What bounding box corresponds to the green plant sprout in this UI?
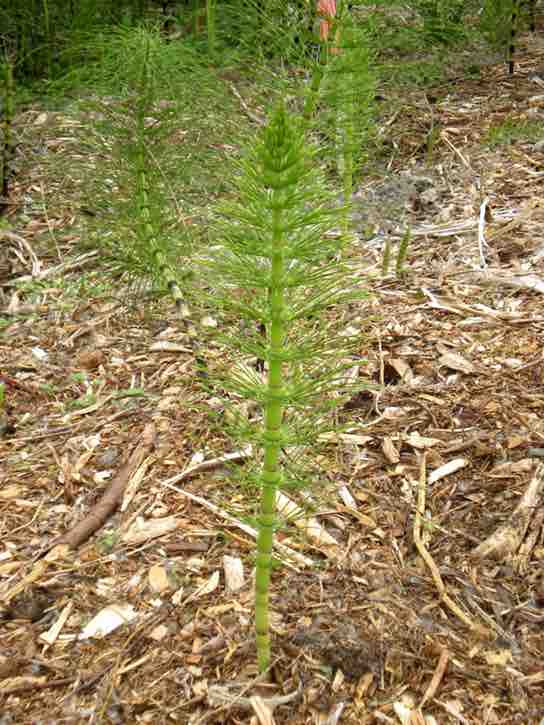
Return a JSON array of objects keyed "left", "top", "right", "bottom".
[
  {"left": 396, "top": 227, "right": 411, "bottom": 277},
  {"left": 484, "top": 115, "right": 544, "bottom": 148},
  {"left": 205, "top": 102, "right": 366, "bottom": 672},
  {"left": 382, "top": 236, "right": 391, "bottom": 277}
]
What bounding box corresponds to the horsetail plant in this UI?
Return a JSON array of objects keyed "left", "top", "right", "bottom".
[
  {"left": 59, "top": 26, "right": 202, "bottom": 309},
  {"left": 300, "top": 5, "right": 376, "bottom": 233},
  {"left": 320, "top": 11, "right": 376, "bottom": 228},
  {"left": 132, "top": 37, "right": 185, "bottom": 310},
  {"left": 204, "top": 103, "right": 366, "bottom": 672}
]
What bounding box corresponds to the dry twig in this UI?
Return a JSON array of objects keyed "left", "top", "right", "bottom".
[{"left": 413, "top": 454, "right": 491, "bottom": 637}]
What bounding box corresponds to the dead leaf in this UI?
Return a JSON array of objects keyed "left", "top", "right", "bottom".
[
  {"left": 148, "top": 565, "right": 171, "bottom": 593},
  {"left": 382, "top": 437, "right": 400, "bottom": 463},
  {"left": 404, "top": 432, "right": 441, "bottom": 449},
  {"left": 387, "top": 357, "right": 413, "bottom": 382},
  {"left": 183, "top": 571, "right": 220, "bottom": 605},
  {"left": 438, "top": 352, "right": 475, "bottom": 375},
  {"left": 122, "top": 516, "right": 179, "bottom": 545},
  {"left": 148, "top": 624, "right": 169, "bottom": 641},
  {"left": 76, "top": 350, "right": 105, "bottom": 371},
  {"left": 79, "top": 603, "right": 137, "bottom": 639}
]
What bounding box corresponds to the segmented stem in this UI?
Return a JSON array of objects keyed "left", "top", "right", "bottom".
[{"left": 255, "top": 193, "right": 286, "bottom": 673}]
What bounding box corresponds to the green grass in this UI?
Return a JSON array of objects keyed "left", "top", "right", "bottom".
[{"left": 484, "top": 116, "right": 544, "bottom": 147}]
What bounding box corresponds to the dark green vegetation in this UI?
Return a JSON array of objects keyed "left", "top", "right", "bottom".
[{"left": 484, "top": 114, "right": 544, "bottom": 147}]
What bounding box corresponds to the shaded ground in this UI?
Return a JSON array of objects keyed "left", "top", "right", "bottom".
[{"left": 1, "top": 26, "right": 544, "bottom": 725}]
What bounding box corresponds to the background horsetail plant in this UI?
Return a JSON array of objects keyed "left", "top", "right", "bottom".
[
  {"left": 300, "top": 4, "right": 376, "bottom": 233},
  {"left": 204, "top": 103, "right": 367, "bottom": 672},
  {"left": 56, "top": 26, "right": 204, "bottom": 307},
  {"left": 133, "top": 37, "right": 185, "bottom": 309},
  {"left": 318, "top": 10, "right": 376, "bottom": 229}
]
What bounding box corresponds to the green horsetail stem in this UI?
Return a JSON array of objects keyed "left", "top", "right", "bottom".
[
  {"left": 206, "top": 0, "right": 217, "bottom": 58},
  {"left": 206, "top": 100, "right": 365, "bottom": 672},
  {"left": 254, "top": 177, "right": 288, "bottom": 673},
  {"left": 41, "top": 0, "right": 52, "bottom": 78},
  {"left": 396, "top": 227, "right": 411, "bottom": 277},
  {"left": 381, "top": 236, "right": 391, "bottom": 277}
]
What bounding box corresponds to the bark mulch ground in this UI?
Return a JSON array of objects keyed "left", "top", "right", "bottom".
[{"left": 1, "top": 32, "right": 544, "bottom": 725}]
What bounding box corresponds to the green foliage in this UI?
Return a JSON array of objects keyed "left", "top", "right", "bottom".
[
  {"left": 220, "top": 0, "right": 318, "bottom": 64},
  {"left": 484, "top": 115, "right": 544, "bottom": 147},
  {"left": 396, "top": 227, "right": 411, "bottom": 276},
  {"left": 347, "top": 4, "right": 448, "bottom": 87},
  {"left": 97, "top": 531, "right": 118, "bottom": 553},
  {"left": 313, "top": 14, "right": 376, "bottom": 208},
  {"left": 0, "top": 0, "right": 157, "bottom": 81},
  {"left": 204, "top": 102, "right": 366, "bottom": 671},
  {"left": 415, "top": 0, "right": 467, "bottom": 45},
  {"left": 479, "top": 0, "right": 516, "bottom": 50},
  {"left": 66, "top": 393, "right": 97, "bottom": 411},
  {"left": 479, "top": 0, "right": 536, "bottom": 71},
  {"left": 1, "top": 57, "right": 15, "bottom": 204}
]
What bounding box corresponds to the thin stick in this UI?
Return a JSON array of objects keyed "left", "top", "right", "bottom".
[
  {"left": 413, "top": 454, "right": 491, "bottom": 637},
  {"left": 477, "top": 197, "right": 489, "bottom": 269}
]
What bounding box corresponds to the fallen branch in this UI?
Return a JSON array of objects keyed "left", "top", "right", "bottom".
[
  {"left": 419, "top": 648, "right": 449, "bottom": 709},
  {"left": 0, "top": 676, "right": 75, "bottom": 696},
  {"left": 1, "top": 424, "right": 156, "bottom": 604},
  {"left": 54, "top": 422, "right": 157, "bottom": 549}
]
